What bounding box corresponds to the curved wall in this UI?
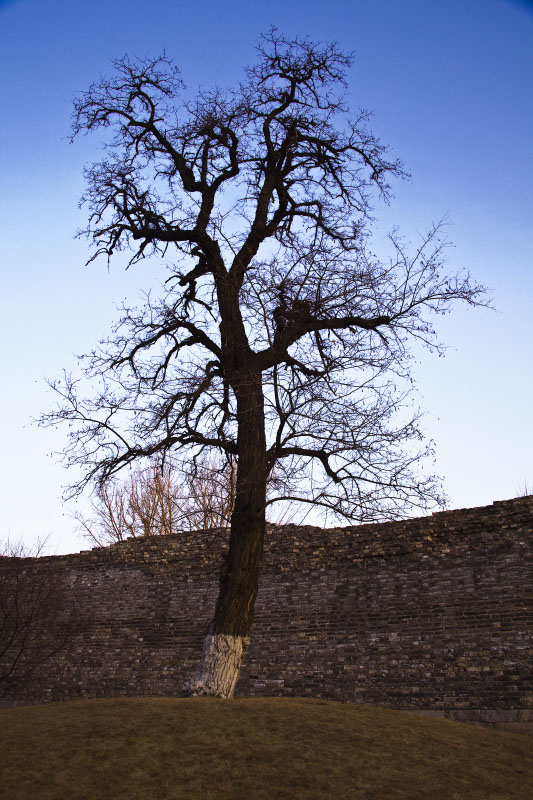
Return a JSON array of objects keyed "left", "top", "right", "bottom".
[{"left": 1, "top": 497, "right": 532, "bottom": 732}]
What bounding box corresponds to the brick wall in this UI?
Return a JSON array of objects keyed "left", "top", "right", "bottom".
[{"left": 1, "top": 496, "right": 532, "bottom": 733}]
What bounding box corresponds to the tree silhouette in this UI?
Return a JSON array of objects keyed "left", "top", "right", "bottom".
[{"left": 43, "top": 31, "right": 485, "bottom": 695}]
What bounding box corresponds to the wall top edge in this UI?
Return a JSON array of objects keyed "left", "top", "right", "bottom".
[{"left": 2, "top": 495, "right": 531, "bottom": 567}]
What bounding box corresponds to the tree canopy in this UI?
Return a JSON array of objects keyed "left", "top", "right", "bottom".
[{"left": 44, "top": 30, "right": 484, "bottom": 524}]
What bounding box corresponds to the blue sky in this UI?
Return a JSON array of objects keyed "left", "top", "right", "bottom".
[{"left": 0, "top": 0, "right": 531, "bottom": 554}]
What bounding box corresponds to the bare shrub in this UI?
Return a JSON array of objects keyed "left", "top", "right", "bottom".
[{"left": 0, "top": 539, "right": 75, "bottom": 686}]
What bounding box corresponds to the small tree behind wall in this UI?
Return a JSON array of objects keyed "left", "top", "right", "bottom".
[
  {"left": 43, "top": 31, "right": 486, "bottom": 696},
  {"left": 74, "top": 454, "right": 238, "bottom": 546},
  {"left": 74, "top": 453, "right": 296, "bottom": 546}
]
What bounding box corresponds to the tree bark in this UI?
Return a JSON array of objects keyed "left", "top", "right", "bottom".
[{"left": 186, "top": 370, "right": 267, "bottom": 697}]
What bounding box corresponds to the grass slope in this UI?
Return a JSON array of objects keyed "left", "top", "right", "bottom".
[{"left": 1, "top": 697, "right": 531, "bottom": 799}]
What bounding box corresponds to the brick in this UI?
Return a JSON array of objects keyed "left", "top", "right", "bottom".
[{"left": 0, "top": 495, "right": 531, "bottom": 737}]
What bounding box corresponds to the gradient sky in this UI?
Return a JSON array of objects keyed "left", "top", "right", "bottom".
[{"left": 0, "top": 0, "right": 531, "bottom": 554}]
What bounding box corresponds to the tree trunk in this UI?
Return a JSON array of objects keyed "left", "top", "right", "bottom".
[{"left": 186, "top": 371, "right": 267, "bottom": 697}]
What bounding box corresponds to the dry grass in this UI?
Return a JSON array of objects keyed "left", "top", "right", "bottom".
[{"left": 1, "top": 697, "right": 531, "bottom": 799}]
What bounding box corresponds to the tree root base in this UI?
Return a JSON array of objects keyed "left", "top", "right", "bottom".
[{"left": 184, "top": 633, "right": 250, "bottom": 698}]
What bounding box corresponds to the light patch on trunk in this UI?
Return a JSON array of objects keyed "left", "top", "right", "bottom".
[{"left": 185, "top": 633, "right": 250, "bottom": 698}]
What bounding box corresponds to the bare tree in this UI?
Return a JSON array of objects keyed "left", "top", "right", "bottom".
[
  {"left": 0, "top": 539, "right": 73, "bottom": 686},
  {"left": 74, "top": 461, "right": 176, "bottom": 545},
  {"left": 75, "top": 452, "right": 294, "bottom": 546},
  {"left": 175, "top": 454, "right": 238, "bottom": 530},
  {"left": 75, "top": 454, "right": 237, "bottom": 546},
  {"left": 42, "top": 31, "right": 486, "bottom": 695},
  {"left": 515, "top": 480, "right": 532, "bottom": 498}
]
